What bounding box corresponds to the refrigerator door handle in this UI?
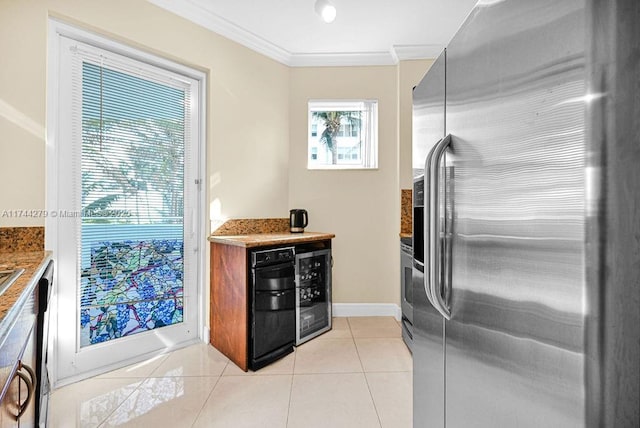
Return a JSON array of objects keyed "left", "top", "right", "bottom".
[
  {"left": 428, "top": 134, "right": 452, "bottom": 320},
  {"left": 423, "top": 141, "right": 439, "bottom": 308}
]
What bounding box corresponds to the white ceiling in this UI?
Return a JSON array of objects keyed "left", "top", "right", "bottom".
[{"left": 148, "top": 0, "right": 478, "bottom": 66}]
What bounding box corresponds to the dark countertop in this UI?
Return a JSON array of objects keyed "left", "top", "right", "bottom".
[
  {"left": 208, "top": 232, "right": 335, "bottom": 248},
  {"left": 0, "top": 250, "right": 53, "bottom": 340}
]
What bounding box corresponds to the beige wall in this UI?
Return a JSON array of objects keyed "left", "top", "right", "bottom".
[
  {"left": 289, "top": 66, "right": 401, "bottom": 304},
  {"left": 0, "top": 0, "right": 432, "bottom": 307},
  {"left": 288, "top": 62, "right": 430, "bottom": 305},
  {"left": 0, "top": 0, "right": 291, "bottom": 228},
  {"left": 398, "top": 60, "right": 433, "bottom": 190}
]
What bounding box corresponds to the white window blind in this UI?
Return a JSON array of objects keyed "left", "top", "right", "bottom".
[{"left": 64, "top": 37, "right": 200, "bottom": 347}]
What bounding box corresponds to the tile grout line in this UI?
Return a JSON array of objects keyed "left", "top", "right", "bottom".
[
  {"left": 85, "top": 354, "right": 169, "bottom": 428},
  {"left": 95, "top": 376, "right": 150, "bottom": 426},
  {"left": 79, "top": 321, "right": 404, "bottom": 427},
  {"left": 361, "top": 371, "right": 384, "bottom": 428},
  {"left": 189, "top": 360, "right": 229, "bottom": 428},
  {"left": 98, "top": 352, "right": 171, "bottom": 427},
  {"left": 96, "top": 352, "right": 173, "bottom": 426},
  {"left": 285, "top": 348, "right": 298, "bottom": 427},
  {"left": 349, "top": 318, "right": 383, "bottom": 428}
]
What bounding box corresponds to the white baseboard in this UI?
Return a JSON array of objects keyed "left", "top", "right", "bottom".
[{"left": 332, "top": 303, "right": 401, "bottom": 321}]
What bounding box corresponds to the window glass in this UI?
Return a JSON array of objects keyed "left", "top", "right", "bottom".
[{"left": 308, "top": 100, "right": 378, "bottom": 169}]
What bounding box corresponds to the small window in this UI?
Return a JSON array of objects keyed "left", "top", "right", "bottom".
[{"left": 308, "top": 100, "right": 378, "bottom": 169}]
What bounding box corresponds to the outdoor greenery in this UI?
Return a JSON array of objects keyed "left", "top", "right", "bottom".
[
  {"left": 81, "top": 61, "right": 185, "bottom": 224},
  {"left": 312, "top": 110, "right": 361, "bottom": 164},
  {"left": 81, "top": 117, "right": 185, "bottom": 223}
]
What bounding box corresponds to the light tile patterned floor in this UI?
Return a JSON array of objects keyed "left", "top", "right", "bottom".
[{"left": 49, "top": 317, "right": 412, "bottom": 428}]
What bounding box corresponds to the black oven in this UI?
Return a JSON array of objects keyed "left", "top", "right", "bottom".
[{"left": 250, "top": 247, "right": 296, "bottom": 370}]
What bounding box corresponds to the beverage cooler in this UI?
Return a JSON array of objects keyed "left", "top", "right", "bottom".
[{"left": 294, "top": 249, "right": 331, "bottom": 345}]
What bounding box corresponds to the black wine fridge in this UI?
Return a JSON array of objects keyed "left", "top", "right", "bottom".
[{"left": 295, "top": 248, "right": 332, "bottom": 345}]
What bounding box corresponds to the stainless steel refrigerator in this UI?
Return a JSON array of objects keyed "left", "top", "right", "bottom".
[{"left": 411, "top": 0, "right": 639, "bottom": 427}]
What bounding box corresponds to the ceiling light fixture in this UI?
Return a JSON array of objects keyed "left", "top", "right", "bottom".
[{"left": 314, "top": 0, "right": 337, "bottom": 23}]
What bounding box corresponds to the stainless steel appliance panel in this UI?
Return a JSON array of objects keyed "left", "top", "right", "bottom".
[
  {"left": 400, "top": 239, "right": 413, "bottom": 324},
  {"left": 36, "top": 261, "right": 54, "bottom": 427},
  {"left": 400, "top": 238, "right": 413, "bottom": 350},
  {"left": 586, "top": 0, "right": 640, "bottom": 424},
  {"left": 444, "top": 0, "right": 587, "bottom": 426},
  {"left": 412, "top": 50, "right": 446, "bottom": 428}
]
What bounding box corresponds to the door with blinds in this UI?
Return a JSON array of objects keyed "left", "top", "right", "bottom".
[{"left": 52, "top": 33, "right": 203, "bottom": 381}]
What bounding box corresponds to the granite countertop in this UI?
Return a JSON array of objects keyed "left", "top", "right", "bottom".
[
  {"left": 209, "top": 232, "right": 335, "bottom": 248},
  {"left": 400, "top": 232, "right": 411, "bottom": 239},
  {"left": 0, "top": 250, "right": 53, "bottom": 333}
]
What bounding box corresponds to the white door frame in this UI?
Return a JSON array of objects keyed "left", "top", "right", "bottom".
[{"left": 46, "top": 19, "right": 207, "bottom": 387}]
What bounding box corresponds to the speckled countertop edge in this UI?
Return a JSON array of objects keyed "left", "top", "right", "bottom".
[
  {"left": 0, "top": 251, "right": 53, "bottom": 341},
  {"left": 209, "top": 218, "right": 334, "bottom": 248},
  {"left": 209, "top": 232, "right": 335, "bottom": 248}
]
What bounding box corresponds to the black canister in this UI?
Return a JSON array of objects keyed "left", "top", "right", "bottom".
[{"left": 289, "top": 209, "right": 308, "bottom": 233}]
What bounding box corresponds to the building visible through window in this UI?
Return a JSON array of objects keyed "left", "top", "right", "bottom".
[{"left": 308, "top": 100, "right": 378, "bottom": 169}]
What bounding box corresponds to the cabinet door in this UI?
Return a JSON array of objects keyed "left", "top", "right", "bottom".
[
  {"left": 295, "top": 249, "right": 332, "bottom": 344},
  {"left": 18, "top": 327, "right": 37, "bottom": 428},
  {"left": 0, "top": 370, "right": 20, "bottom": 428},
  {"left": 210, "top": 242, "right": 249, "bottom": 371}
]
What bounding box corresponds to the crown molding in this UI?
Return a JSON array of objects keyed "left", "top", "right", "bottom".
[
  {"left": 288, "top": 51, "right": 396, "bottom": 67},
  {"left": 391, "top": 44, "right": 444, "bottom": 62},
  {"left": 148, "top": 0, "right": 438, "bottom": 67},
  {"left": 148, "top": 0, "right": 292, "bottom": 64}
]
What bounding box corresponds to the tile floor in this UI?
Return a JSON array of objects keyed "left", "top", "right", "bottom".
[{"left": 49, "top": 317, "right": 412, "bottom": 428}]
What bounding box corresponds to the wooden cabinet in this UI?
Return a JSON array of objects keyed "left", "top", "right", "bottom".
[
  {"left": 210, "top": 242, "right": 249, "bottom": 371},
  {"left": 210, "top": 238, "right": 333, "bottom": 371}
]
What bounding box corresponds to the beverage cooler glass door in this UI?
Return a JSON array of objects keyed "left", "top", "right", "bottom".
[{"left": 295, "top": 249, "right": 332, "bottom": 345}]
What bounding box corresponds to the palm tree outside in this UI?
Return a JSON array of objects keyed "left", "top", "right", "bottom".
[{"left": 311, "top": 110, "right": 362, "bottom": 165}]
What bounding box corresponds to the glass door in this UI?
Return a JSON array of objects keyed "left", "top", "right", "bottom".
[
  {"left": 51, "top": 33, "right": 203, "bottom": 382},
  {"left": 295, "top": 249, "right": 332, "bottom": 344}
]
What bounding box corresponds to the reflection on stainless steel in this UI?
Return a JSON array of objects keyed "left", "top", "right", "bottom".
[
  {"left": 412, "top": 48, "right": 446, "bottom": 428},
  {"left": 585, "top": 0, "right": 640, "bottom": 425},
  {"left": 0, "top": 269, "right": 25, "bottom": 297},
  {"left": 445, "top": 0, "right": 587, "bottom": 426},
  {"left": 411, "top": 0, "right": 640, "bottom": 426},
  {"left": 413, "top": 0, "right": 640, "bottom": 424}
]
